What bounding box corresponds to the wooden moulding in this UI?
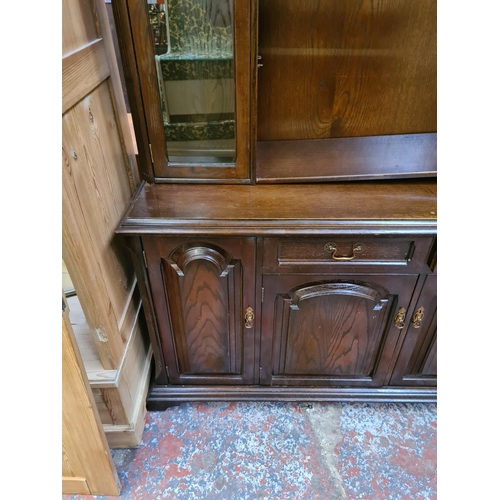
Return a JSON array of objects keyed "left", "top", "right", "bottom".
[
  {"left": 102, "top": 347, "right": 153, "bottom": 448},
  {"left": 146, "top": 385, "right": 437, "bottom": 410},
  {"left": 92, "top": 310, "right": 152, "bottom": 445},
  {"left": 116, "top": 180, "right": 438, "bottom": 236},
  {"left": 256, "top": 133, "right": 437, "bottom": 183}
]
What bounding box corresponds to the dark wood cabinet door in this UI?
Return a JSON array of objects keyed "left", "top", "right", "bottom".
[
  {"left": 260, "top": 274, "right": 418, "bottom": 387},
  {"left": 390, "top": 275, "right": 436, "bottom": 386},
  {"left": 142, "top": 237, "right": 256, "bottom": 385},
  {"left": 115, "top": 0, "right": 252, "bottom": 182}
]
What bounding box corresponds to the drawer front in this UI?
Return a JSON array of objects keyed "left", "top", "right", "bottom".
[{"left": 263, "top": 236, "right": 435, "bottom": 272}]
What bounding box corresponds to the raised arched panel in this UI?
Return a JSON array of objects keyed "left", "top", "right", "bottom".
[
  {"left": 278, "top": 282, "right": 390, "bottom": 377},
  {"left": 141, "top": 237, "right": 256, "bottom": 386},
  {"left": 260, "top": 274, "right": 418, "bottom": 387},
  {"left": 163, "top": 243, "right": 240, "bottom": 375}
]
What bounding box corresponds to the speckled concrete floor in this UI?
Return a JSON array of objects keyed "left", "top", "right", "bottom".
[{"left": 65, "top": 401, "right": 437, "bottom": 500}]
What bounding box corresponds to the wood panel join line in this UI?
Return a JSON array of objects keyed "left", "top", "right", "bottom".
[{"left": 62, "top": 39, "right": 110, "bottom": 114}]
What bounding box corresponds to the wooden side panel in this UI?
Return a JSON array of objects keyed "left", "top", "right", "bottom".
[
  {"left": 257, "top": 0, "right": 436, "bottom": 141},
  {"left": 62, "top": 306, "right": 120, "bottom": 496},
  {"left": 62, "top": 0, "right": 98, "bottom": 55},
  {"left": 63, "top": 82, "right": 135, "bottom": 369},
  {"left": 62, "top": 0, "right": 141, "bottom": 370}
]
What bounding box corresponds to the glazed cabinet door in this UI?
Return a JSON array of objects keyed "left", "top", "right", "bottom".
[
  {"left": 260, "top": 274, "right": 418, "bottom": 387},
  {"left": 390, "top": 275, "right": 437, "bottom": 386},
  {"left": 142, "top": 237, "right": 256, "bottom": 384},
  {"left": 116, "top": 0, "right": 253, "bottom": 182}
]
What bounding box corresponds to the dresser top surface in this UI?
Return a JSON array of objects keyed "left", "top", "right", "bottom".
[{"left": 117, "top": 180, "right": 437, "bottom": 235}]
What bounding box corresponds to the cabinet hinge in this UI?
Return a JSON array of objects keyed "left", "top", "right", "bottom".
[
  {"left": 142, "top": 250, "right": 148, "bottom": 268},
  {"left": 261, "top": 287, "right": 265, "bottom": 303},
  {"left": 259, "top": 366, "right": 262, "bottom": 380},
  {"left": 149, "top": 143, "right": 154, "bottom": 164},
  {"left": 166, "top": 366, "right": 170, "bottom": 378}
]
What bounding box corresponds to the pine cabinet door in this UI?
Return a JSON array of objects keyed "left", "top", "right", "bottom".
[
  {"left": 260, "top": 274, "right": 418, "bottom": 387},
  {"left": 142, "top": 237, "right": 256, "bottom": 384}
]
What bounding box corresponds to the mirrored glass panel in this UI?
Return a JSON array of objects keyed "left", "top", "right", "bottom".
[{"left": 147, "top": 0, "right": 235, "bottom": 164}]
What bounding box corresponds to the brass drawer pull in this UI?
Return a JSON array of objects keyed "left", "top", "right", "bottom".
[
  {"left": 324, "top": 242, "right": 365, "bottom": 261},
  {"left": 394, "top": 308, "right": 406, "bottom": 329},
  {"left": 412, "top": 307, "right": 425, "bottom": 328},
  {"left": 244, "top": 306, "right": 255, "bottom": 328}
]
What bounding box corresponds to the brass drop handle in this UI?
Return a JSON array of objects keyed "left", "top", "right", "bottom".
[
  {"left": 244, "top": 306, "right": 255, "bottom": 328},
  {"left": 394, "top": 308, "right": 406, "bottom": 329},
  {"left": 324, "top": 242, "right": 365, "bottom": 261},
  {"left": 411, "top": 307, "right": 425, "bottom": 328}
]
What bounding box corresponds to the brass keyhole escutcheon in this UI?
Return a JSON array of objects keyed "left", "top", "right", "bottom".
[
  {"left": 324, "top": 242, "right": 365, "bottom": 261},
  {"left": 244, "top": 306, "right": 255, "bottom": 328},
  {"left": 412, "top": 307, "right": 425, "bottom": 328},
  {"left": 394, "top": 308, "right": 406, "bottom": 329}
]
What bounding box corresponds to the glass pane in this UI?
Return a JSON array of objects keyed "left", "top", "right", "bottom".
[{"left": 148, "top": 0, "right": 235, "bottom": 164}]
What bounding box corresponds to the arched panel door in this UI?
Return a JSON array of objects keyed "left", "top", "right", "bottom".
[
  {"left": 142, "top": 237, "right": 255, "bottom": 385},
  {"left": 260, "top": 274, "right": 418, "bottom": 387}
]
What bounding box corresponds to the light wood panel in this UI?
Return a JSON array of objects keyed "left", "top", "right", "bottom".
[
  {"left": 62, "top": 0, "right": 98, "bottom": 55},
  {"left": 62, "top": 39, "right": 110, "bottom": 113},
  {"left": 63, "top": 0, "right": 149, "bottom": 448},
  {"left": 62, "top": 83, "right": 135, "bottom": 368},
  {"left": 62, "top": 304, "right": 120, "bottom": 496},
  {"left": 95, "top": 0, "right": 140, "bottom": 189}
]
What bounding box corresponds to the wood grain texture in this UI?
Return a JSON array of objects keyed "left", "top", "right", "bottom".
[
  {"left": 162, "top": 244, "right": 241, "bottom": 375},
  {"left": 141, "top": 237, "right": 255, "bottom": 385},
  {"left": 62, "top": 0, "right": 98, "bottom": 55},
  {"left": 62, "top": 477, "right": 91, "bottom": 495},
  {"left": 256, "top": 133, "right": 437, "bottom": 182},
  {"left": 257, "top": 0, "right": 436, "bottom": 140},
  {"left": 62, "top": 39, "right": 110, "bottom": 114},
  {"left": 117, "top": 180, "right": 437, "bottom": 236},
  {"left": 260, "top": 274, "right": 418, "bottom": 387},
  {"left": 280, "top": 284, "right": 389, "bottom": 377},
  {"left": 111, "top": 0, "right": 155, "bottom": 182},
  {"left": 62, "top": 308, "right": 120, "bottom": 496},
  {"left": 104, "top": 346, "right": 152, "bottom": 448},
  {"left": 95, "top": 0, "right": 140, "bottom": 190},
  {"left": 63, "top": 82, "right": 136, "bottom": 369},
  {"left": 173, "top": 259, "right": 232, "bottom": 374}
]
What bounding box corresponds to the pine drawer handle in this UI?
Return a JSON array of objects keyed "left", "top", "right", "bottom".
[{"left": 324, "top": 242, "right": 365, "bottom": 261}]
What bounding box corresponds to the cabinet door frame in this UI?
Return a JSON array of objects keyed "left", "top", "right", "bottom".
[
  {"left": 260, "top": 273, "right": 418, "bottom": 387},
  {"left": 142, "top": 236, "right": 256, "bottom": 385},
  {"left": 390, "top": 274, "right": 437, "bottom": 386},
  {"left": 113, "top": 0, "right": 253, "bottom": 183}
]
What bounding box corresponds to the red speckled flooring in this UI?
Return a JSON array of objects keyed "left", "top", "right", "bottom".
[{"left": 64, "top": 401, "right": 437, "bottom": 500}]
